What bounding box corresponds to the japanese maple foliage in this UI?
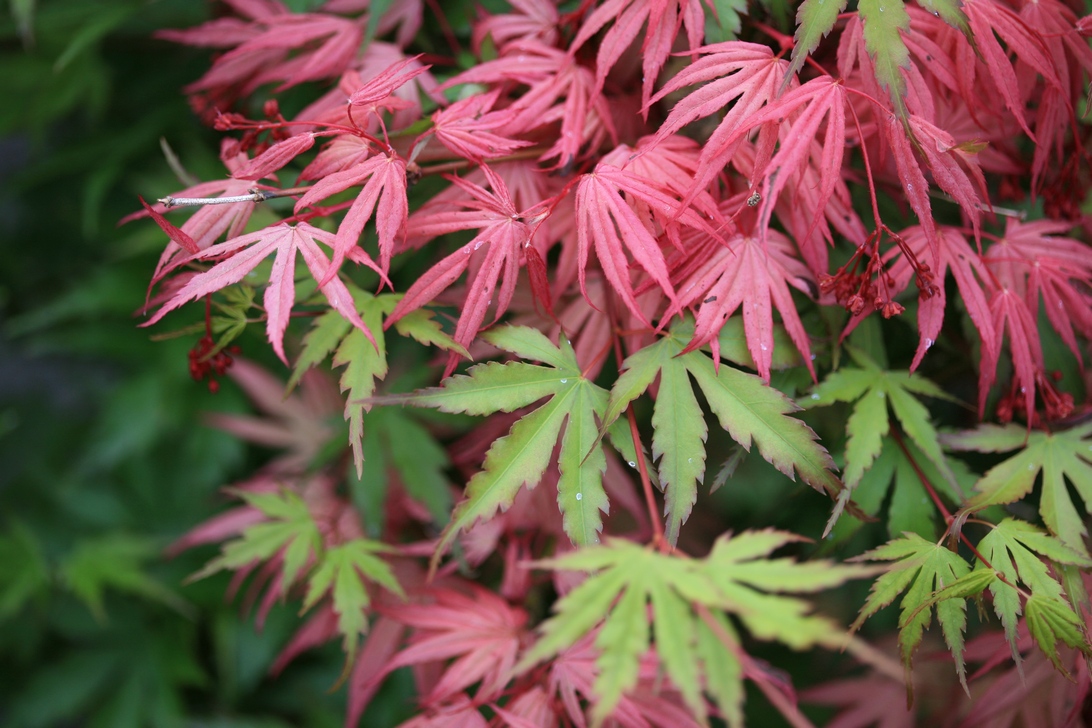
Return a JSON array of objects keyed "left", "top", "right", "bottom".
[{"left": 137, "top": 0, "right": 1092, "bottom": 725}]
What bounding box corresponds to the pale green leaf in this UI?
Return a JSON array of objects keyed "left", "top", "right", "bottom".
[
  {"left": 852, "top": 533, "right": 972, "bottom": 679},
  {"left": 516, "top": 563, "right": 632, "bottom": 672},
  {"left": 950, "top": 423, "right": 1092, "bottom": 552},
  {"left": 802, "top": 368, "right": 878, "bottom": 407},
  {"left": 1025, "top": 594, "right": 1091, "bottom": 673},
  {"left": 558, "top": 384, "right": 610, "bottom": 546},
  {"left": 844, "top": 386, "right": 890, "bottom": 489},
  {"left": 602, "top": 339, "right": 668, "bottom": 430},
  {"left": 303, "top": 539, "right": 403, "bottom": 660},
  {"left": 335, "top": 304, "right": 388, "bottom": 476},
  {"left": 592, "top": 583, "right": 649, "bottom": 724},
  {"left": 393, "top": 307, "right": 469, "bottom": 356},
  {"left": 288, "top": 308, "right": 351, "bottom": 391},
  {"left": 649, "top": 578, "right": 704, "bottom": 719},
  {"left": 481, "top": 325, "right": 576, "bottom": 371},
  {"left": 785, "top": 0, "right": 849, "bottom": 85},
  {"left": 652, "top": 360, "right": 707, "bottom": 545},
  {"left": 685, "top": 353, "right": 842, "bottom": 498},
  {"left": 384, "top": 410, "right": 453, "bottom": 525},
  {"left": 915, "top": 0, "right": 969, "bottom": 34},
  {"left": 403, "top": 361, "right": 566, "bottom": 415},
  {"left": 192, "top": 489, "right": 320, "bottom": 592},
  {"left": 886, "top": 384, "right": 957, "bottom": 487},
  {"left": 857, "top": 0, "right": 912, "bottom": 113},
  {"left": 435, "top": 386, "right": 574, "bottom": 558},
  {"left": 716, "top": 318, "right": 802, "bottom": 371},
  {"left": 695, "top": 612, "right": 744, "bottom": 728}
]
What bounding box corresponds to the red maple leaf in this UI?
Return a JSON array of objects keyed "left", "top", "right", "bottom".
[
  {"left": 472, "top": 0, "right": 559, "bottom": 53},
  {"left": 574, "top": 161, "right": 716, "bottom": 324},
  {"left": 146, "top": 222, "right": 377, "bottom": 364},
  {"left": 158, "top": 6, "right": 362, "bottom": 102}
]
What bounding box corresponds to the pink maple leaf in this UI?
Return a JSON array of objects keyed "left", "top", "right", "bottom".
[
  {"left": 647, "top": 42, "right": 785, "bottom": 202},
  {"left": 145, "top": 222, "right": 377, "bottom": 364},
  {"left": 473, "top": 0, "right": 559, "bottom": 53},
  {"left": 443, "top": 40, "right": 616, "bottom": 167},
  {"left": 294, "top": 145, "right": 408, "bottom": 281},
  {"left": 668, "top": 229, "right": 817, "bottom": 382},
  {"left": 575, "top": 162, "right": 716, "bottom": 324},
  {"left": 386, "top": 165, "right": 538, "bottom": 369},
  {"left": 366, "top": 586, "right": 529, "bottom": 707},
  {"left": 571, "top": 0, "right": 707, "bottom": 110},
  {"left": 425, "top": 90, "right": 532, "bottom": 162},
  {"left": 159, "top": 10, "right": 362, "bottom": 98}
]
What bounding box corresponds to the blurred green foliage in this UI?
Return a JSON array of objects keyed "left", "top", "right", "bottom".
[{"left": 0, "top": 1, "right": 353, "bottom": 725}]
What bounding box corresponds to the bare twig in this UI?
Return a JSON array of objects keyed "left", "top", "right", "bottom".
[{"left": 158, "top": 187, "right": 308, "bottom": 208}]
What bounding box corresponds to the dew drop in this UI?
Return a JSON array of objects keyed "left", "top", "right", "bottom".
[
  {"left": 560, "top": 378, "right": 568, "bottom": 384},
  {"left": 687, "top": 457, "right": 693, "bottom": 464},
  {"left": 1028, "top": 464, "right": 1034, "bottom": 471},
  {"left": 906, "top": 183, "right": 914, "bottom": 193},
  {"left": 924, "top": 338, "right": 934, "bottom": 348},
  {"left": 811, "top": 393, "right": 820, "bottom": 400},
  {"left": 628, "top": 461, "right": 636, "bottom": 468},
  {"left": 810, "top": 354, "right": 817, "bottom": 361},
  {"left": 878, "top": 4, "right": 885, "bottom": 11},
  {"left": 474, "top": 240, "right": 484, "bottom": 251},
  {"left": 760, "top": 343, "right": 768, "bottom": 351},
  {"left": 575, "top": 492, "right": 583, "bottom": 501}
]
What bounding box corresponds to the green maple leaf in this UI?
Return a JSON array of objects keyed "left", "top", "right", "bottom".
[
  {"left": 604, "top": 319, "right": 842, "bottom": 545},
  {"left": 857, "top": 0, "right": 912, "bottom": 115},
  {"left": 972, "top": 519, "right": 1091, "bottom": 667},
  {"left": 290, "top": 288, "right": 467, "bottom": 477},
  {"left": 393, "top": 325, "right": 616, "bottom": 558},
  {"left": 191, "top": 489, "right": 320, "bottom": 592},
  {"left": 943, "top": 422, "right": 1092, "bottom": 554},
  {"left": 784, "top": 0, "right": 849, "bottom": 87},
  {"left": 852, "top": 533, "right": 973, "bottom": 690},
  {"left": 61, "top": 535, "right": 188, "bottom": 621},
  {"left": 348, "top": 406, "right": 453, "bottom": 531},
  {"left": 805, "top": 347, "right": 958, "bottom": 491},
  {"left": 518, "top": 531, "right": 869, "bottom": 725},
  {"left": 704, "top": 0, "right": 749, "bottom": 44},
  {"left": 848, "top": 435, "right": 973, "bottom": 538},
  {"left": 806, "top": 349, "right": 966, "bottom": 536},
  {"left": 302, "top": 538, "right": 404, "bottom": 663}
]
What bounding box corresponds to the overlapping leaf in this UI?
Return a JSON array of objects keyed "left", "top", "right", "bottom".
[
  {"left": 518, "top": 532, "right": 871, "bottom": 723},
  {"left": 602, "top": 319, "right": 842, "bottom": 545},
  {"left": 944, "top": 422, "right": 1092, "bottom": 554},
  {"left": 145, "top": 222, "right": 376, "bottom": 364},
  {"left": 290, "top": 288, "right": 463, "bottom": 477},
  {"left": 389, "top": 326, "right": 618, "bottom": 557},
  {"left": 302, "top": 539, "right": 404, "bottom": 662},
  {"left": 804, "top": 347, "right": 958, "bottom": 493},
  {"left": 851, "top": 533, "right": 974, "bottom": 689}
]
